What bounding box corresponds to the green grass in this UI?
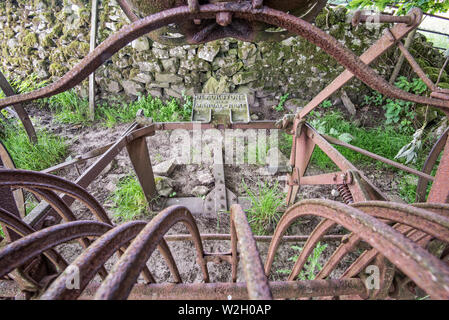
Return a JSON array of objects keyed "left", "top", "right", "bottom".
[
  {"left": 241, "top": 179, "right": 285, "bottom": 235},
  {"left": 280, "top": 111, "right": 422, "bottom": 171},
  {"left": 1, "top": 124, "right": 68, "bottom": 171},
  {"left": 277, "top": 242, "right": 328, "bottom": 280},
  {"left": 97, "top": 93, "right": 192, "bottom": 127},
  {"left": 45, "top": 90, "right": 193, "bottom": 127},
  {"left": 109, "top": 175, "right": 150, "bottom": 222}
]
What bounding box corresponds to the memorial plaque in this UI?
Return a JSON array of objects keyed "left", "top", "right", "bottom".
[{"left": 191, "top": 93, "right": 250, "bottom": 124}]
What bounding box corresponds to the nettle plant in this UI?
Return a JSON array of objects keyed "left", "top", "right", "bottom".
[{"left": 363, "top": 77, "right": 428, "bottom": 132}]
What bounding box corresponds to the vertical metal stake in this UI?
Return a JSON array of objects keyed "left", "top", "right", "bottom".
[{"left": 88, "top": 0, "right": 99, "bottom": 121}]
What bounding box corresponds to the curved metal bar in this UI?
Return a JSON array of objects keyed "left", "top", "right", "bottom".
[
  {"left": 416, "top": 127, "right": 449, "bottom": 202},
  {"left": 0, "top": 142, "right": 25, "bottom": 218},
  {"left": 0, "top": 221, "right": 111, "bottom": 278},
  {"left": 316, "top": 201, "right": 449, "bottom": 280},
  {"left": 0, "top": 5, "right": 447, "bottom": 111},
  {"left": 94, "top": 206, "right": 209, "bottom": 300},
  {"left": 230, "top": 204, "right": 272, "bottom": 300},
  {"left": 0, "top": 170, "right": 111, "bottom": 225},
  {"left": 0, "top": 208, "right": 68, "bottom": 271},
  {"left": 41, "top": 221, "right": 147, "bottom": 300},
  {"left": 264, "top": 199, "right": 449, "bottom": 299}
]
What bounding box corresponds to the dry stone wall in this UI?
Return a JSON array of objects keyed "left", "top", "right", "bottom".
[{"left": 0, "top": 0, "right": 447, "bottom": 110}]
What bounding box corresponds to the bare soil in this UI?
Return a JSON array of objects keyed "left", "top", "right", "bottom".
[{"left": 27, "top": 106, "right": 406, "bottom": 287}]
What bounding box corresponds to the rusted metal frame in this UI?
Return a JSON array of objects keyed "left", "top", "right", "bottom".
[
  {"left": 286, "top": 120, "right": 315, "bottom": 205},
  {"left": 352, "top": 10, "right": 414, "bottom": 26},
  {"left": 116, "top": 0, "right": 138, "bottom": 22},
  {"left": 230, "top": 204, "right": 272, "bottom": 300},
  {"left": 0, "top": 170, "right": 111, "bottom": 225},
  {"left": 0, "top": 221, "right": 112, "bottom": 279},
  {"left": 0, "top": 208, "right": 68, "bottom": 272},
  {"left": 416, "top": 127, "right": 449, "bottom": 202},
  {"left": 213, "top": 146, "right": 228, "bottom": 215},
  {"left": 300, "top": 171, "right": 351, "bottom": 185},
  {"left": 40, "top": 221, "right": 154, "bottom": 300},
  {"left": 306, "top": 125, "right": 387, "bottom": 202},
  {"left": 298, "top": 11, "right": 424, "bottom": 119},
  {"left": 126, "top": 130, "right": 157, "bottom": 204},
  {"left": 0, "top": 70, "right": 37, "bottom": 143},
  {"left": 164, "top": 233, "right": 344, "bottom": 243},
  {"left": 2, "top": 278, "right": 368, "bottom": 300},
  {"left": 427, "top": 136, "right": 449, "bottom": 203},
  {"left": 94, "top": 206, "right": 209, "bottom": 300},
  {"left": 395, "top": 39, "right": 437, "bottom": 91},
  {"left": 323, "top": 134, "right": 435, "bottom": 181},
  {"left": 86, "top": 278, "right": 365, "bottom": 300},
  {"left": 265, "top": 199, "right": 449, "bottom": 299},
  {"left": 41, "top": 142, "right": 114, "bottom": 174},
  {"left": 2, "top": 6, "right": 448, "bottom": 112}
]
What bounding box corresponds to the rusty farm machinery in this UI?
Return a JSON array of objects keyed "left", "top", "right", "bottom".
[{"left": 0, "top": 0, "right": 449, "bottom": 300}]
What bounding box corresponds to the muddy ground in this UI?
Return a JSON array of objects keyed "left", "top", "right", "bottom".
[{"left": 28, "top": 105, "right": 406, "bottom": 290}]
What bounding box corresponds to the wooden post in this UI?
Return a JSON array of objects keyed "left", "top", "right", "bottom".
[
  {"left": 126, "top": 137, "right": 158, "bottom": 204},
  {"left": 88, "top": 0, "right": 99, "bottom": 121}
]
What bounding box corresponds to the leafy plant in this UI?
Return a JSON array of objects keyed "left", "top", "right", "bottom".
[
  {"left": 241, "top": 179, "right": 285, "bottom": 235},
  {"left": 348, "top": 0, "right": 449, "bottom": 15},
  {"left": 275, "top": 93, "right": 290, "bottom": 112},
  {"left": 320, "top": 99, "right": 332, "bottom": 109},
  {"left": 277, "top": 242, "right": 328, "bottom": 280},
  {"left": 109, "top": 175, "right": 149, "bottom": 222},
  {"left": 362, "top": 91, "right": 384, "bottom": 107}
]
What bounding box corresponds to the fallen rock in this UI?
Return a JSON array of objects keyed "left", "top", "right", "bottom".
[
  {"left": 155, "top": 176, "right": 174, "bottom": 197},
  {"left": 197, "top": 170, "right": 214, "bottom": 185},
  {"left": 153, "top": 158, "right": 176, "bottom": 176},
  {"left": 192, "top": 185, "right": 210, "bottom": 197}
]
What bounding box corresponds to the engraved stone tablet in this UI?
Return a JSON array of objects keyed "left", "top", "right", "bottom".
[{"left": 191, "top": 93, "right": 250, "bottom": 124}]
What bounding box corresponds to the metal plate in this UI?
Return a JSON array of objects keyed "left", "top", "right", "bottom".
[{"left": 191, "top": 93, "right": 250, "bottom": 124}]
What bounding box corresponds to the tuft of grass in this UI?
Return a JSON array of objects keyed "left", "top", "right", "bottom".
[
  {"left": 277, "top": 242, "right": 328, "bottom": 280},
  {"left": 241, "top": 179, "right": 285, "bottom": 235},
  {"left": 48, "top": 89, "right": 91, "bottom": 125},
  {"left": 109, "top": 175, "right": 149, "bottom": 222},
  {"left": 1, "top": 125, "right": 68, "bottom": 171}
]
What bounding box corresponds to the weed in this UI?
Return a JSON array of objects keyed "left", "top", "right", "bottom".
[
  {"left": 275, "top": 93, "right": 290, "bottom": 112},
  {"left": 277, "top": 242, "right": 328, "bottom": 280},
  {"left": 241, "top": 179, "right": 285, "bottom": 235},
  {"left": 320, "top": 99, "right": 332, "bottom": 108},
  {"left": 109, "top": 175, "right": 149, "bottom": 222}
]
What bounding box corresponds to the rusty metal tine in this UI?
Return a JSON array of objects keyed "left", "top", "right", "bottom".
[
  {"left": 427, "top": 136, "right": 449, "bottom": 203},
  {"left": 0, "top": 208, "right": 68, "bottom": 271},
  {"left": 230, "top": 204, "right": 272, "bottom": 300},
  {"left": 265, "top": 199, "right": 449, "bottom": 299},
  {"left": 94, "top": 206, "right": 209, "bottom": 300},
  {"left": 416, "top": 127, "right": 449, "bottom": 202},
  {"left": 0, "top": 169, "right": 112, "bottom": 225},
  {"left": 41, "top": 221, "right": 147, "bottom": 300},
  {"left": 0, "top": 221, "right": 111, "bottom": 278},
  {"left": 157, "top": 239, "right": 183, "bottom": 284}
]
